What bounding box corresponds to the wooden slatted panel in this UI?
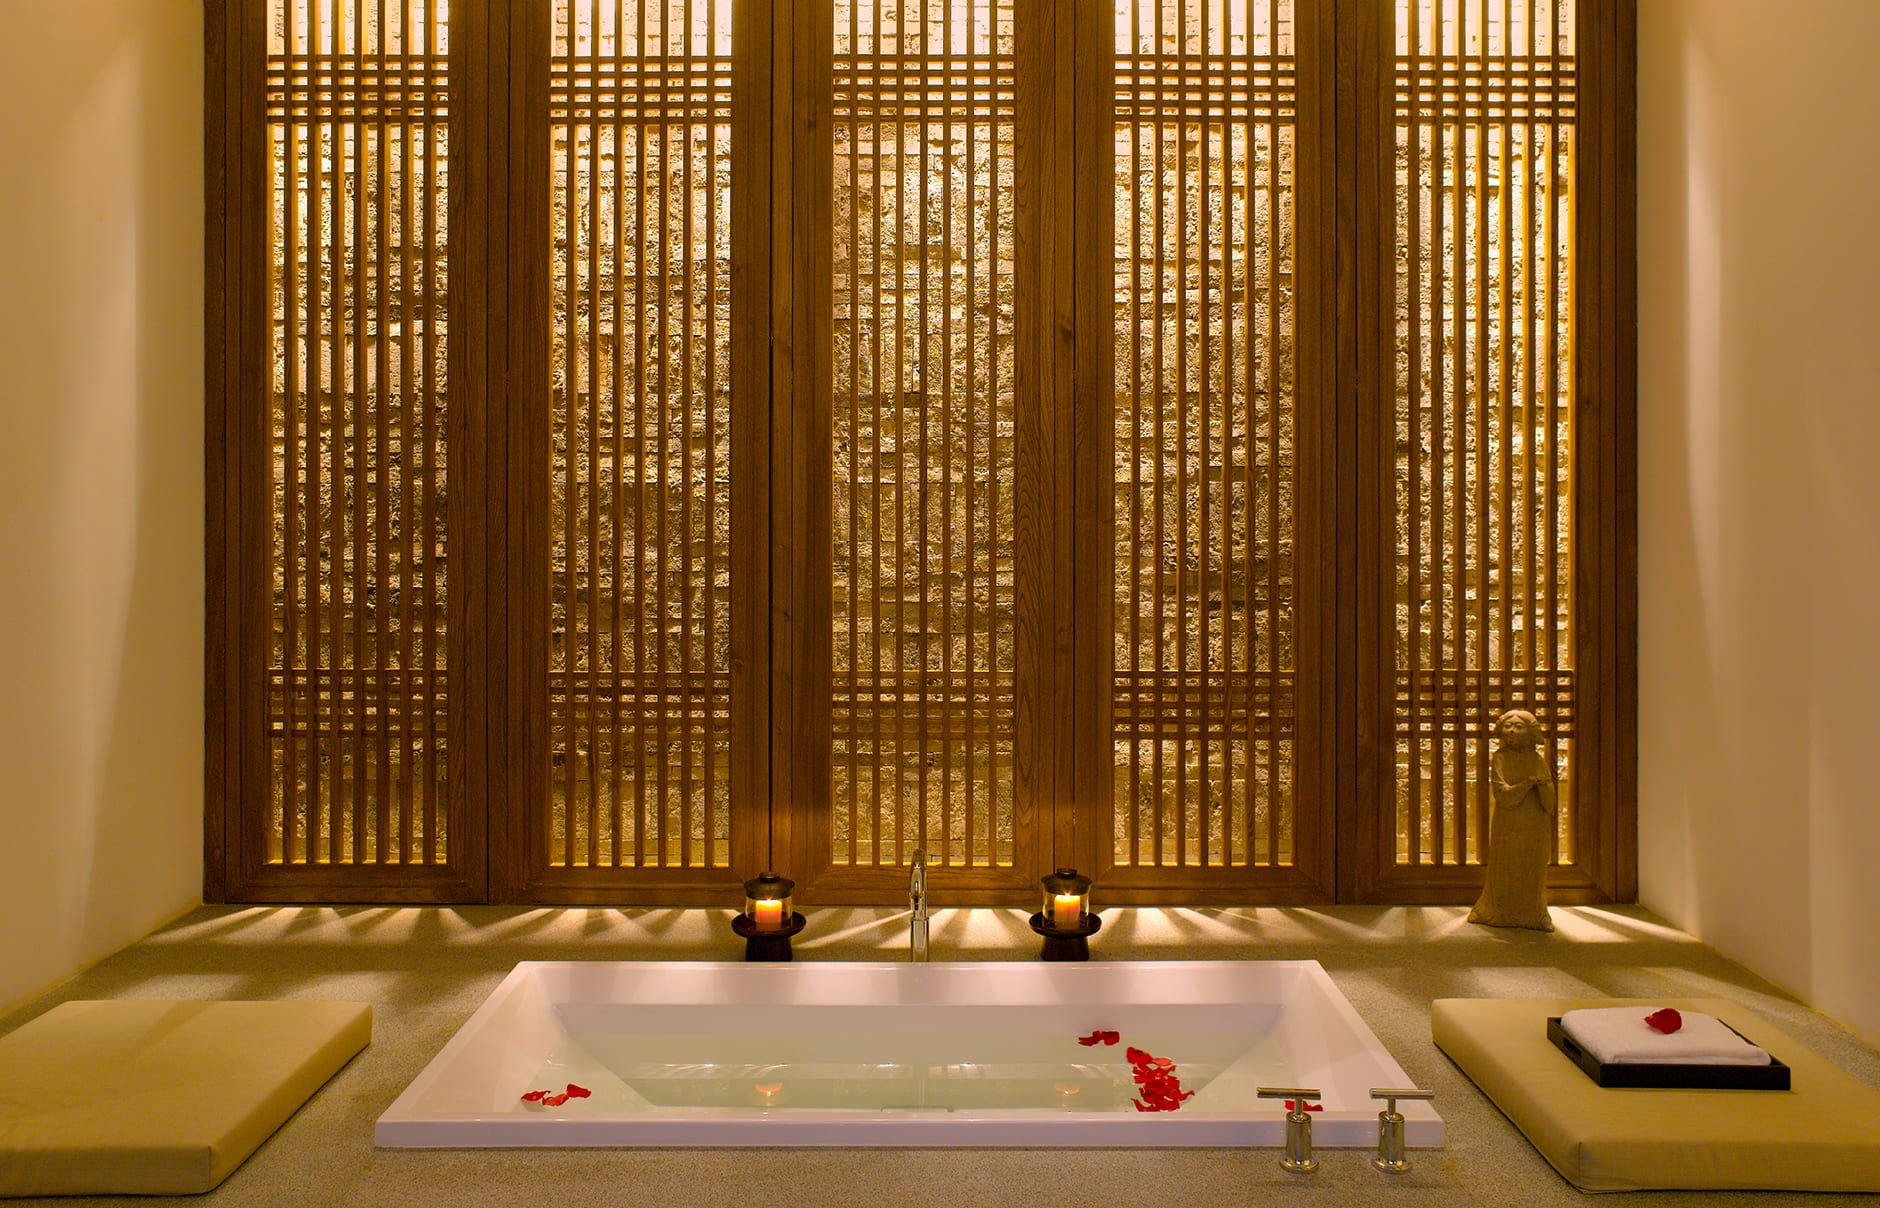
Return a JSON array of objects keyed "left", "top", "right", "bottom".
[
  {"left": 1110, "top": 0, "right": 1296, "bottom": 872},
  {"left": 1393, "top": 0, "right": 1575, "bottom": 868},
  {"left": 266, "top": 0, "right": 449, "bottom": 867},
  {"left": 829, "top": 0, "right": 1017, "bottom": 871},
  {"left": 548, "top": 0, "right": 733, "bottom": 870}
]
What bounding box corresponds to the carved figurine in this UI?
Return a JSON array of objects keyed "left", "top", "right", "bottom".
[{"left": 1468, "top": 708, "right": 1557, "bottom": 932}]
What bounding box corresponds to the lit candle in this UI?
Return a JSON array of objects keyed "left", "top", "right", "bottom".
[
  {"left": 1052, "top": 893, "right": 1082, "bottom": 930},
  {"left": 752, "top": 898, "right": 784, "bottom": 930}
]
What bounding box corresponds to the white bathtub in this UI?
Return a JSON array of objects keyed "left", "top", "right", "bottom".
[{"left": 375, "top": 959, "right": 1441, "bottom": 1148}]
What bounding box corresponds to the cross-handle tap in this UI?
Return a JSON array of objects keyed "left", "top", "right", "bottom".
[
  {"left": 909, "top": 850, "right": 931, "bottom": 962},
  {"left": 1256, "top": 1086, "right": 1322, "bottom": 1173}
]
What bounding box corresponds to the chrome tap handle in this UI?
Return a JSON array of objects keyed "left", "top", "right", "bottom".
[
  {"left": 1368, "top": 1086, "right": 1433, "bottom": 1173},
  {"left": 908, "top": 850, "right": 930, "bottom": 963},
  {"left": 908, "top": 849, "right": 928, "bottom": 911},
  {"left": 1256, "top": 1086, "right": 1321, "bottom": 1173}
]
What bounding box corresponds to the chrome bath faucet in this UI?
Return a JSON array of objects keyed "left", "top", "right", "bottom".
[{"left": 908, "top": 850, "right": 931, "bottom": 962}]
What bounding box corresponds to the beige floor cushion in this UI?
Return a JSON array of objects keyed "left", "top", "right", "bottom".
[
  {"left": 1433, "top": 996, "right": 1880, "bottom": 1193},
  {"left": 0, "top": 999, "right": 371, "bottom": 1197}
]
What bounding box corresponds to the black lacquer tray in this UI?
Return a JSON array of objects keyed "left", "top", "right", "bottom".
[{"left": 1547, "top": 1017, "right": 1791, "bottom": 1090}]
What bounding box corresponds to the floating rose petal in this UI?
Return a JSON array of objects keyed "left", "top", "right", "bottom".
[
  {"left": 1283, "top": 1100, "right": 1324, "bottom": 1112},
  {"left": 1100, "top": 1031, "right": 1119, "bottom": 1045},
  {"left": 1126, "top": 1046, "right": 1150, "bottom": 1065},
  {"left": 1077, "top": 1031, "right": 1106, "bottom": 1046},
  {"left": 543, "top": 1093, "right": 570, "bottom": 1107},
  {"left": 565, "top": 1084, "right": 591, "bottom": 1099},
  {"left": 1645, "top": 1008, "right": 1683, "bottom": 1035},
  {"left": 520, "top": 1090, "right": 547, "bottom": 1103}
]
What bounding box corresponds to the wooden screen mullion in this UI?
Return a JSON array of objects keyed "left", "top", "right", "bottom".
[
  {"left": 559, "top": 19, "right": 576, "bottom": 868},
  {"left": 1518, "top": 0, "right": 1536, "bottom": 686},
  {"left": 396, "top": 0, "right": 414, "bottom": 865},
  {"left": 419, "top": 0, "right": 440, "bottom": 867},
  {"left": 913, "top": 0, "right": 930, "bottom": 863},
  {"left": 679, "top": 0, "right": 697, "bottom": 872},
  {"left": 1176, "top": 5, "right": 1193, "bottom": 871},
  {"left": 343, "top": 1, "right": 363, "bottom": 866},
  {"left": 370, "top": 13, "right": 388, "bottom": 864},
  {"left": 1149, "top": 0, "right": 1166, "bottom": 870},
  {"left": 1469, "top": 0, "right": 1488, "bottom": 863},
  {"left": 837, "top": 11, "right": 856, "bottom": 868},
  {"left": 1402, "top": 1, "right": 1422, "bottom": 866},
  {"left": 653, "top": 0, "right": 673, "bottom": 873},
  {"left": 281, "top": 3, "right": 305, "bottom": 868},
  {"left": 590, "top": 5, "right": 607, "bottom": 869},
  {"left": 1261, "top": 0, "right": 1281, "bottom": 871},
  {"left": 890, "top": 0, "right": 906, "bottom": 869},
  {"left": 869, "top": 0, "right": 890, "bottom": 868},
  {"left": 948, "top": 0, "right": 971, "bottom": 869},
  {"left": 607, "top": 0, "right": 625, "bottom": 868},
  {"left": 704, "top": 0, "right": 723, "bottom": 870},
  {"left": 630, "top": 0, "right": 649, "bottom": 869},
  {"left": 319, "top": 4, "right": 343, "bottom": 868},
  {"left": 1495, "top": 0, "right": 1514, "bottom": 770},
  {"left": 1542, "top": 0, "right": 1562, "bottom": 845}
]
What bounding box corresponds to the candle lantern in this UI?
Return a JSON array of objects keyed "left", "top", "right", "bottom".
[
  {"left": 732, "top": 871, "right": 805, "bottom": 961},
  {"left": 1029, "top": 868, "right": 1100, "bottom": 961}
]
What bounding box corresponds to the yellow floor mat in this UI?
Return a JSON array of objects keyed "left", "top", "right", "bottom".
[
  {"left": 1433, "top": 996, "right": 1880, "bottom": 1193},
  {"left": 0, "top": 999, "right": 370, "bottom": 1196}
]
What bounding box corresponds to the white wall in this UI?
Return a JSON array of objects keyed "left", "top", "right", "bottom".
[
  {"left": 1638, "top": 0, "right": 1880, "bottom": 1045},
  {"left": 0, "top": 1, "right": 204, "bottom": 1012}
]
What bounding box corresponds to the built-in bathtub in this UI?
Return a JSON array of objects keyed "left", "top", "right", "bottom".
[{"left": 375, "top": 959, "right": 1441, "bottom": 1148}]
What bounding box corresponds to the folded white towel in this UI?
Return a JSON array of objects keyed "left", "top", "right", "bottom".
[{"left": 1559, "top": 1006, "right": 1772, "bottom": 1066}]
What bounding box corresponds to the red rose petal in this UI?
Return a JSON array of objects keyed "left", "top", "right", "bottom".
[
  {"left": 565, "top": 1084, "right": 591, "bottom": 1098},
  {"left": 1125, "top": 1046, "right": 1150, "bottom": 1065},
  {"left": 1283, "top": 1100, "right": 1324, "bottom": 1112},
  {"left": 543, "top": 1093, "right": 570, "bottom": 1107},
  {"left": 520, "top": 1090, "right": 547, "bottom": 1102},
  {"left": 1100, "top": 1031, "right": 1120, "bottom": 1045},
  {"left": 1078, "top": 1032, "right": 1102, "bottom": 1046},
  {"left": 1645, "top": 1008, "right": 1683, "bottom": 1035}
]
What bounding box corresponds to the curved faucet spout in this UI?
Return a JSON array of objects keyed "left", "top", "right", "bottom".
[{"left": 909, "top": 850, "right": 930, "bottom": 963}]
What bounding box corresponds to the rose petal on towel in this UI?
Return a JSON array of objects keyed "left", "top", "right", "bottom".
[{"left": 1645, "top": 1007, "right": 1683, "bottom": 1034}]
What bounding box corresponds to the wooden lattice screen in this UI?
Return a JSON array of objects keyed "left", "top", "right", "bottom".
[
  {"left": 544, "top": 0, "right": 735, "bottom": 876},
  {"left": 827, "top": 0, "right": 1019, "bottom": 876},
  {"left": 1391, "top": 0, "right": 1576, "bottom": 873},
  {"left": 1105, "top": 0, "right": 1300, "bottom": 887},
  {"left": 214, "top": 0, "right": 1631, "bottom": 906},
  {"left": 263, "top": 0, "right": 453, "bottom": 879}
]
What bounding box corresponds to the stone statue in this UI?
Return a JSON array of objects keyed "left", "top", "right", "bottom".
[{"left": 1468, "top": 708, "right": 1557, "bottom": 932}]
